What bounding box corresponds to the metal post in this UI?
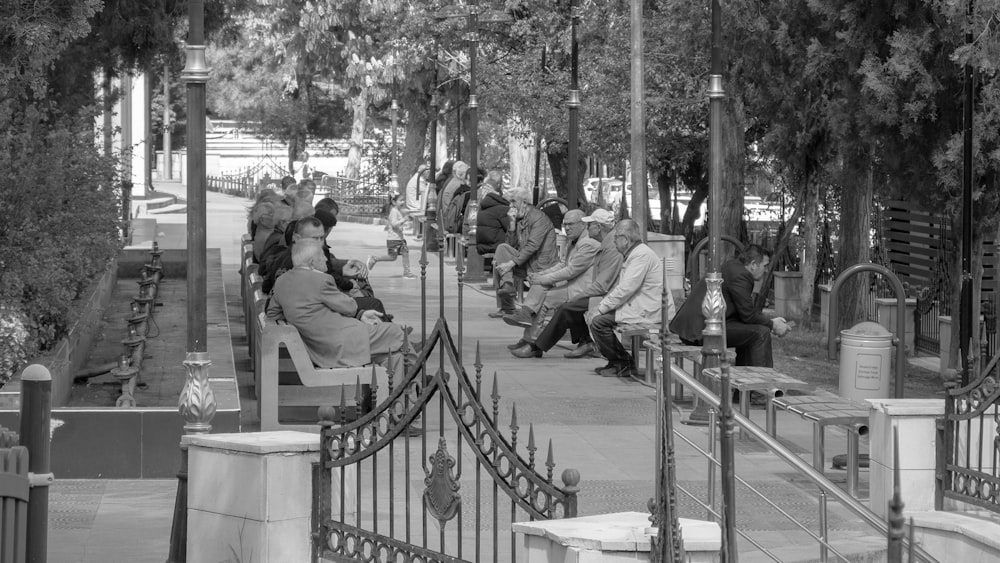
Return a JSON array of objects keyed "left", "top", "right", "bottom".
[
  {"left": 718, "top": 361, "right": 738, "bottom": 563},
  {"left": 566, "top": 0, "right": 580, "bottom": 210},
  {"left": 183, "top": 0, "right": 208, "bottom": 353},
  {"left": 21, "top": 365, "right": 52, "bottom": 563},
  {"left": 467, "top": 0, "right": 479, "bottom": 200},
  {"left": 959, "top": 0, "right": 974, "bottom": 386},
  {"left": 629, "top": 0, "right": 647, "bottom": 238},
  {"left": 391, "top": 98, "right": 399, "bottom": 194},
  {"left": 166, "top": 352, "right": 216, "bottom": 562},
  {"left": 164, "top": 64, "right": 172, "bottom": 180}
]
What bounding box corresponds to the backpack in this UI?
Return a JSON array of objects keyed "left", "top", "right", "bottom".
[{"left": 443, "top": 186, "right": 471, "bottom": 234}]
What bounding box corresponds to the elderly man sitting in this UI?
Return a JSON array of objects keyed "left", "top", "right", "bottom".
[
  {"left": 492, "top": 187, "right": 559, "bottom": 315},
  {"left": 589, "top": 219, "right": 675, "bottom": 377},
  {"left": 266, "top": 241, "right": 405, "bottom": 375}
]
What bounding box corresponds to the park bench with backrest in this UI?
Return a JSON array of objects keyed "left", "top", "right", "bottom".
[{"left": 255, "top": 311, "right": 383, "bottom": 431}]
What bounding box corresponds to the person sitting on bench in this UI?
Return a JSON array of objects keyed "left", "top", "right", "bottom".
[
  {"left": 492, "top": 187, "right": 559, "bottom": 315},
  {"left": 266, "top": 241, "right": 405, "bottom": 375}
]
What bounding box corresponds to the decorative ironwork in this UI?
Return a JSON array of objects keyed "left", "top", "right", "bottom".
[
  {"left": 424, "top": 437, "right": 462, "bottom": 524},
  {"left": 314, "top": 318, "right": 579, "bottom": 563},
  {"left": 702, "top": 273, "right": 725, "bottom": 339}
]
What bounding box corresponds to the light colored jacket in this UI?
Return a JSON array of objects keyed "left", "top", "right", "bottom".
[
  {"left": 533, "top": 232, "right": 601, "bottom": 301},
  {"left": 597, "top": 242, "right": 673, "bottom": 325}
]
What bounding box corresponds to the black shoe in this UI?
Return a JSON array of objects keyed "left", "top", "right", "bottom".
[
  {"left": 594, "top": 362, "right": 613, "bottom": 374},
  {"left": 511, "top": 344, "right": 542, "bottom": 358},
  {"left": 489, "top": 309, "right": 514, "bottom": 319},
  {"left": 598, "top": 363, "right": 632, "bottom": 378},
  {"left": 507, "top": 338, "right": 529, "bottom": 350},
  {"left": 564, "top": 342, "right": 596, "bottom": 359},
  {"left": 497, "top": 281, "right": 515, "bottom": 296},
  {"left": 502, "top": 308, "right": 535, "bottom": 328}
]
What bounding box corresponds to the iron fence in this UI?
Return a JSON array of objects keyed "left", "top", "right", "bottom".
[
  {"left": 317, "top": 169, "right": 394, "bottom": 217},
  {"left": 207, "top": 158, "right": 287, "bottom": 199}
]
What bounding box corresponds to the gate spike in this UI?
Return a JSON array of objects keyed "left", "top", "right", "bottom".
[
  {"left": 527, "top": 424, "right": 537, "bottom": 469},
  {"left": 546, "top": 440, "right": 555, "bottom": 483},
  {"left": 510, "top": 403, "right": 520, "bottom": 448},
  {"left": 474, "top": 342, "right": 483, "bottom": 395},
  {"left": 491, "top": 372, "right": 501, "bottom": 421},
  {"left": 339, "top": 384, "right": 347, "bottom": 425},
  {"left": 354, "top": 375, "right": 363, "bottom": 408},
  {"left": 370, "top": 367, "right": 378, "bottom": 408}
]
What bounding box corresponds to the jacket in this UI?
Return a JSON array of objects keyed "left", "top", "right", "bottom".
[
  {"left": 475, "top": 192, "right": 510, "bottom": 254},
  {"left": 597, "top": 242, "right": 673, "bottom": 325},
  {"left": 510, "top": 205, "right": 559, "bottom": 274},
  {"left": 722, "top": 258, "right": 773, "bottom": 328},
  {"left": 579, "top": 234, "right": 624, "bottom": 300},
  {"left": 532, "top": 231, "right": 601, "bottom": 301},
  {"left": 266, "top": 266, "right": 372, "bottom": 368}
]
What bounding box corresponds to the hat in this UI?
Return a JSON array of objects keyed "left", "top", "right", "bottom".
[
  {"left": 417, "top": 164, "right": 429, "bottom": 173},
  {"left": 582, "top": 208, "right": 615, "bottom": 226}
]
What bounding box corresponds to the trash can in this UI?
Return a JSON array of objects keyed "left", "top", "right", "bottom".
[{"left": 839, "top": 321, "right": 894, "bottom": 401}]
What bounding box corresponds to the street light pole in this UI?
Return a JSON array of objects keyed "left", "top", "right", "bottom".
[
  {"left": 567, "top": 0, "right": 581, "bottom": 210},
  {"left": 391, "top": 97, "right": 399, "bottom": 194},
  {"left": 629, "top": 0, "right": 647, "bottom": 238},
  {"left": 467, "top": 0, "right": 479, "bottom": 197},
  {"left": 960, "top": 0, "right": 974, "bottom": 385}
]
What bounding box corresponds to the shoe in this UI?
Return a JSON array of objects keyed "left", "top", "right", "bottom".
[
  {"left": 594, "top": 362, "right": 614, "bottom": 374},
  {"left": 489, "top": 309, "right": 514, "bottom": 319},
  {"left": 507, "top": 338, "right": 529, "bottom": 350},
  {"left": 598, "top": 363, "right": 632, "bottom": 378},
  {"left": 365, "top": 255, "right": 377, "bottom": 271},
  {"left": 502, "top": 307, "right": 535, "bottom": 328},
  {"left": 402, "top": 273, "right": 417, "bottom": 279},
  {"left": 511, "top": 344, "right": 542, "bottom": 358},
  {"left": 564, "top": 342, "right": 595, "bottom": 359},
  {"left": 496, "top": 281, "right": 515, "bottom": 296}
]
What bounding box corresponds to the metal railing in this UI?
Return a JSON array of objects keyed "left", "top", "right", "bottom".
[{"left": 662, "top": 361, "right": 937, "bottom": 562}]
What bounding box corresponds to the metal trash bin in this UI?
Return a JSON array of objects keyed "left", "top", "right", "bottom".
[{"left": 839, "top": 321, "right": 894, "bottom": 401}]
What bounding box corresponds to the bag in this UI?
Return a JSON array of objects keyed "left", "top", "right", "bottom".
[{"left": 443, "top": 186, "right": 471, "bottom": 234}]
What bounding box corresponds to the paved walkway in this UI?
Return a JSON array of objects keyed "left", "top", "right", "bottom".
[{"left": 47, "top": 181, "right": 926, "bottom": 562}]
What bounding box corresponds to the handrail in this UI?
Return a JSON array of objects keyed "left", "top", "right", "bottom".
[
  {"left": 687, "top": 235, "right": 745, "bottom": 281},
  {"left": 826, "top": 263, "right": 908, "bottom": 398},
  {"left": 667, "top": 361, "right": 939, "bottom": 563}
]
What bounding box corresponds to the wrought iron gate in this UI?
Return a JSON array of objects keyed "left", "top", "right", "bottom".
[{"left": 312, "top": 319, "right": 579, "bottom": 563}]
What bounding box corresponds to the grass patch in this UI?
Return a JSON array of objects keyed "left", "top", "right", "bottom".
[{"left": 772, "top": 325, "right": 944, "bottom": 398}]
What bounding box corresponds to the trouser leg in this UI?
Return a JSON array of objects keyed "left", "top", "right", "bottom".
[
  {"left": 493, "top": 243, "right": 517, "bottom": 285},
  {"left": 590, "top": 312, "right": 629, "bottom": 364},
  {"left": 725, "top": 322, "right": 773, "bottom": 367}
]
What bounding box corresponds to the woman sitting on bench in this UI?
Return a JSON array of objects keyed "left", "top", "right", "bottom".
[{"left": 266, "top": 240, "right": 405, "bottom": 375}]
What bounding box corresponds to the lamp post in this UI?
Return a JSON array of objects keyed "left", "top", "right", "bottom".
[
  {"left": 959, "top": 0, "right": 974, "bottom": 386},
  {"left": 391, "top": 97, "right": 399, "bottom": 193},
  {"left": 567, "top": 0, "right": 581, "bottom": 210},
  {"left": 629, "top": 0, "right": 647, "bottom": 237}
]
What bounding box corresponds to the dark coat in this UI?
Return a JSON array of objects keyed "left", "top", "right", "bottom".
[
  {"left": 668, "top": 258, "right": 772, "bottom": 344},
  {"left": 475, "top": 192, "right": 510, "bottom": 254}
]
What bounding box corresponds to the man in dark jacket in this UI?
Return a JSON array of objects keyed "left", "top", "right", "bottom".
[
  {"left": 669, "top": 244, "right": 790, "bottom": 366},
  {"left": 492, "top": 187, "right": 559, "bottom": 313},
  {"left": 476, "top": 191, "right": 510, "bottom": 254}
]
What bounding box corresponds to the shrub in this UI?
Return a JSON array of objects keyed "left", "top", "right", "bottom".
[{"left": 0, "top": 100, "right": 123, "bottom": 382}]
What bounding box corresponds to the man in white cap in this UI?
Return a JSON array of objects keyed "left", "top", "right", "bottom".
[{"left": 511, "top": 208, "right": 623, "bottom": 359}]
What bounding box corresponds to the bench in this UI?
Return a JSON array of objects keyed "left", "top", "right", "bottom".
[
  {"left": 701, "top": 366, "right": 811, "bottom": 440},
  {"left": 457, "top": 236, "right": 491, "bottom": 284},
  {"left": 256, "top": 312, "right": 386, "bottom": 431},
  {"left": 614, "top": 323, "right": 660, "bottom": 375},
  {"left": 770, "top": 394, "right": 870, "bottom": 498}
]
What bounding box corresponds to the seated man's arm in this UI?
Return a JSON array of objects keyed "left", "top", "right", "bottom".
[
  {"left": 265, "top": 294, "right": 285, "bottom": 322},
  {"left": 320, "top": 277, "right": 360, "bottom": 318},
  {"left": 513, "top": 214, "right": 549, "bottom": 266},
  {"left": 727, "top": 270, "right": 772, "bottom": 327},
  {"left": 597, "top": 257, "right": 648, "bottom": 315},
  {"left": 536, "top": 239, "right": 600, "bottom": 285},
  {"left": 579, "top": 250, "right": 624, "bottom": 298}
]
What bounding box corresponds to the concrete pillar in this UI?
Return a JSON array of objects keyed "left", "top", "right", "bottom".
[
  {"left": 773, "top": 271, "right": 803, "bottom": 320},
  {"left": 646, "top": 233, "right": 686, "bottom": 304},
  {"left": 866, "top": 399, "right": 943, "bottom": 519},
  {"left": 184, "top": 431, "right": 355, "bottom": 563},
  {"left": 819, "top": 284, "right": 831, "bottom": 335},
  {"left": 514, "top": 512, "right": 720, "bottom": 563},
  {"left": 876, "top": 298, "right": 917, "bottom": 356}
]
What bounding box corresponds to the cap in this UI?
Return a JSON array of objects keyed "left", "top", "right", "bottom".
[{"left": 581, "top": 208, "right": 615, "bottom": 226}]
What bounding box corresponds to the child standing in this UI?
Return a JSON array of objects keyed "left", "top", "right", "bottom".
[{"left": 367, "top": 194, "right": 416, "bottom": 279}]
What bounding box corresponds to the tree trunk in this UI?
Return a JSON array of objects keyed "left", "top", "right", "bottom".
[
  {"left": 655, "top": 169, "right": 672, "bottom": 234},
  {"left": 397, "top": 100, "right": 431, "bottom": 187},
  {"left": 720, "top": 96, "right": 746, "bottom": 254},
  {"left": 799, "top": 181, "right": 821, "bottom": 328},
  {"left": 508, "top": 118, "right": 535, "bottom": 191},
  {"left": 546, "top": 145, "right": 569, "bottom": 201},
  {"left": 836, "top": 153, "right": 874, "bottom": 331},
  {"left": 345, "top": 88, "right": 368, "bottom": 181}
]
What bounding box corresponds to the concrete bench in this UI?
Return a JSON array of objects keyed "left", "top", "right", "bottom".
[
  {"left": 256, "top": 312, "right": 385, "bottom": 431},
  {"left": 701, "top": 366, "right": 811, "bottom": 440},
  {"left": 770, "top": 394, "right": 870, "bottom": 498}
]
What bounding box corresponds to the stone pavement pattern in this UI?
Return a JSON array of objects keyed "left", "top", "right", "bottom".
[{"left": 47, "top": 180, "right": 918, "bottom": 562}]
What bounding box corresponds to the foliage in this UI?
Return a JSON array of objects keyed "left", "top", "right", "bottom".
[
  {"left": 0, "top": 308, "right": 30, "bottom": 387},
  {"left": 0, "top": 101, "right": 123, "bottom": 362}
]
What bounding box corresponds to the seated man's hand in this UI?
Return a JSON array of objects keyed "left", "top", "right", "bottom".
[
  {"left": 771, "top": 318, "right": 791, "bottom": 337},
  {"left": 497, "top": 260, "right": 516, "bottom": 276},
  {"left": 360, "top": 309, "right": 384, "bottom": 325},
  {"left": 343, "top": 259, "right": 367, "bottom": 279}
]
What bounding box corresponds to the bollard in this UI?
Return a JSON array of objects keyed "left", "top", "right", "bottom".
[{"left": 21, "top": 364, "right": 53, "bottom": 563}]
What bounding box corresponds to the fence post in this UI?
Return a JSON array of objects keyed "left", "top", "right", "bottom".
[{"left": 20, "top": 364, "right": 53, "bottom": 563}]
